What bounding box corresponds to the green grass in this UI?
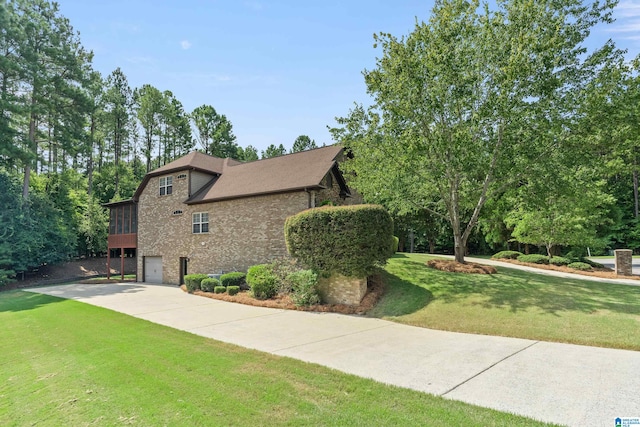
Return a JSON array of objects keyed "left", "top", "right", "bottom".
[
  {"left": 0, "top": 291, "right": 551, "bottom": 426},
  {"left": 370, "top": 254, "right": 640, "bottom": 350}
]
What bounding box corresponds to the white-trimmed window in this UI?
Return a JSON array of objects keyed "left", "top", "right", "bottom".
[
  {"left": 159, "top": 176, "right": 173, "bottom": 196},
  {"left": 192, "top": 212, "right": 209, "bottom": 234}
]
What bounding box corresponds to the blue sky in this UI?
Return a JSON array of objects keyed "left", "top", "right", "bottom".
[{"left": 58, "top": 0, "right": 640, "bottom": 153}]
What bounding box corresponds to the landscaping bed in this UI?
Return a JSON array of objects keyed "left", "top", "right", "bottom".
[
  {"left": 180, "top": 274, "right": 384, "bottom": 315},
  {"left": 496, "top": 258, "right": 639, "bottom": 280},
  {"left": 427, "top": 259, "right": 497, "bottom": 274}
]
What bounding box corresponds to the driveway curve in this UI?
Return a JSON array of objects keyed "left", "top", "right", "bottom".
[{"left": 26, "top": 282, "right": 640, "bottom": 427}]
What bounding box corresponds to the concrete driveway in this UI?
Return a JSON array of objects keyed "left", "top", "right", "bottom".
[{"left": 26, "top": 282, "right": 640, "bottom": 427}]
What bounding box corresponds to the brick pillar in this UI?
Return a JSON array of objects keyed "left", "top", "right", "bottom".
[{"left": 614, "top": 249, "right": 633, "bottom": 276}]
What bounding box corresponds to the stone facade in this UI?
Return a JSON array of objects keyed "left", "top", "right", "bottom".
[
  {"left": 614, "top": 249, "right": 633, "bottom": 276},
  {"left": 317, "top": 274, "right": 367, "bottom": 306},
  {"left": 137, "top": 170, "right": 310, "bottom": 284}
]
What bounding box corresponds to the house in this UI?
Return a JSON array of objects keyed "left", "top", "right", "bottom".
[{"left": 105, "top": 145, "right": 359, "bottom": 285}]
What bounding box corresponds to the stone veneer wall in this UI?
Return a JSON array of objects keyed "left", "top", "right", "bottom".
[
  {"left": 317, "top": 274, "right": 367, "bottom": 306},
  {"left": 137, "top": 171, "right": 309, "bottom": 284}
]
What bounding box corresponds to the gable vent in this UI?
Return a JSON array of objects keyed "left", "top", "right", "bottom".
[
  {"left": 172, "top": 210, "right": 183, "bottom": 216},
  {"left": 176, "top": 173, "right": 187, "bottom": 180}
]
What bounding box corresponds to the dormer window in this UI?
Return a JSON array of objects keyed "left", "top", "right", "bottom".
[{"left": 159, "top": 176, "right": 173, "bottom": 196}]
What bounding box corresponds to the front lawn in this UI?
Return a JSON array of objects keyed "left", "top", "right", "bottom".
[
  {"left": 369, "top": 254, "right": 640, "bottom": 350},
  {"left": 0, "top": 291, "right": 550, "bottom": 426}
]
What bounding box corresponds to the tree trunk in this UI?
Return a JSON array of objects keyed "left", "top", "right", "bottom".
[
  {"left": 22, "top": 94, "right": 38, "bottom": 200},
  {"left": 429, "top": 240, "right": 435, "bottom": 254},
  {"left": 454, "top": 233, "right": 466, "bottom": 263},
  {"left": 546, "top": 244, "right": 553, "bottom": 258},
  {"left": 634, "top": 168, "right": 638, "bottom": 219}
]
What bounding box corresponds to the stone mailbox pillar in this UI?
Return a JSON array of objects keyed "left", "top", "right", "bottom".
[{"left": 614, "top": 249, "right": 633, "bottom": 276}]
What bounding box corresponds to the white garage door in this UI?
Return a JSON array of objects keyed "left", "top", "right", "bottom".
[{"left": 144, "top": 256, "right": 163, "bottom": 283}]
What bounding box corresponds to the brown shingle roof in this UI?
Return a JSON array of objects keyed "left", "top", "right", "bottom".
[
  {"left": 150, "top": 151, "right": 241, "bottom": 175},
  {"left": 186, "top": 145, "right": 344, "bottom": 204}
]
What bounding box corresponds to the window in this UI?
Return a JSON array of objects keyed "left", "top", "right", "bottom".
[
  {"left": 192, "top": 212, "right": 209, "bottom": 234},
  {"left": 159, "top": 176, "right": 173, "bottom": 196}
]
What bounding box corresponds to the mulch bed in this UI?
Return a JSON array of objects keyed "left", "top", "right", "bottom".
[
  {"left": 496, "top": 259, "right": 639, "bottom": 280},
  {"left": 181, "top": 274, "right": 385, "bottom": 315},
  {"left": 426, "top": 259, "right": 497, "bottom": 274}
]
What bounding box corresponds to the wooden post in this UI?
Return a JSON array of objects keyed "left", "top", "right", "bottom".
[
  {"left": 121, "top": 248, "right": 125, "bottom": 281},
  {"left": 107, "top": 249, "right": 111, "bottom": 280}
]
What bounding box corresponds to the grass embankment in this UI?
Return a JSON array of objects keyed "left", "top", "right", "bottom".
[
  {"left": 370, "top": 253, "right": 640, "bottom": 350},
  {"left": 0, "top": 291, "right": 551, "bottom": 426}
]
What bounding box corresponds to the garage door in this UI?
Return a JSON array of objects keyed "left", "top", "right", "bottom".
[{"left": 144, "top": 256, "right": 163, "bottom": 283}]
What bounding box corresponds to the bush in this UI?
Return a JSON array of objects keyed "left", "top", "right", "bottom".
[
  {"left": 184, "top": 274, "right": 208, "bottom": 292},
  {"left": 287, "top": 270, "right": 321, "bottom": 306},
  {"left": 517, "top": 254, "right": 549, "bottom": 264},
  {"left": 549, "top": 256, "right": 571, "bottom": 266},
  {"left": 492, "top": 250, "right": 523, "bottom": 260},
  {"left": 567, "top": 262, "right": 592, "bottom": 271},
  {"left": 220, "top": 272, "right": 246, "bottom": 288},
  {"left": 246, "top": 264, "right": 278, "bottom": 300},
  {"left": 200, "top": 277, "right": 220, "bottom": 292},
  {"left": 214, "top": 286, "right": 226, "bottom": 294},
  {"left": 270, "top": 258, "right": 300, "bottom": 294},
  {"left": 227, "top": 286, "right": 240, "bottom": 296},
  {"left": 580, "top": 258, "right": 605, "bottom": 269},
  {"left": 285, "top": 204, "right": 394, "bottom": 277},
  {"left": 392, "top": 236, "right": 399, "bottom": 253}
]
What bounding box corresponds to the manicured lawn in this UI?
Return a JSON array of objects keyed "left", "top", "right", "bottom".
[
  {"left": 370, "top": 253, "right": 640, "bottom": 350},
  {"left": 0, "top": 291, "right": 551, "bottom": 426}
]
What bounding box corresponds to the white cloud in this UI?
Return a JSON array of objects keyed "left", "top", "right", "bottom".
[
  {"left": 180, "top": 40, "right": 192, "bottom": 50},
  {"left": 616, "top": 1, "right": 640, "bottom": 19}
]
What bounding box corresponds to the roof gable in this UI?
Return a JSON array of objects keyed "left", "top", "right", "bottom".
[{"left": 187, "top": 145, "right": 345, "bottom": 203}]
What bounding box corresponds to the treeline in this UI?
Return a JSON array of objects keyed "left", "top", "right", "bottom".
[{"left": 0, "top": 1, "right": 319, "bottom": 285}]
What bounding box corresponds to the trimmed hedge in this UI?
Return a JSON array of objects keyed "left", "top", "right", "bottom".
[
  {"left": 246, "top": 264, "right": 278, "bottom": 300},
  {"left": 227, "top": 286, "right": 240, "bottom": 296},
  {"left": 285, "top": 204, "right": 394, "bottom": 277},
  {"left": 214, "top": 286, "right": 226, "bottom": 294},
  {"left": 492, "top": 250, "right": 523, "bottom": 260},
  {"left": 549, "top": 256, "right": 571, "bottom": 266},
  {"left": 184, "top": 274, "right": 208, "bottom": 293},
  {"left": 517, "top": 254, "right": 549, "bottom": 264},
  {"left": 220, "top": 272, "right": 246, "bottom": 288},
  {"left": 392, "top": 236, "right": 399, "bottom": 253},
  {"left": 200, "top": 277, "right": 220, "bottom": 292},
  {"left": 581, "top": 258, "right": 605, "bottom": 269},
  {"left": 568, "top": 262, "right": 592, "bottom": 271}
]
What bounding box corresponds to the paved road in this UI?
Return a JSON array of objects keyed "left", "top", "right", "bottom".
[
  {"left": 588, "top": 256, "right": 640, "bottom": 276},
  {"left": 25, "top": 283, "right": 640, "bottom": 427}
]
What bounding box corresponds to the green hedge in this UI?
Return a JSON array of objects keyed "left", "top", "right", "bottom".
[
  {"left": 581, "top": 258, "right": 604, "bottom": 269},
  {"left": 287, "top": 269, "right": 321, "bottom": 306},
  {"left": 214, "top": 286, "right": 226, "bottom": 294},
  {"left": 284, "top": 204, "right": 394, "bottom": 277},
  {"left": 246, "top": 264, "right": 278, "bottom": 300},
  {"left": 549, "top": 256, "right": 571, "bottom": 266},
  {"left": 492, "top": 250, "right": 523, "bottom": 260},
  {"left": 227, "top": 286, "right": 240, "bottom": 296},
  {"left": 517, "top": 254, "right": 549, "bottom": 264},
  {"left": 568, "top": 262, "right": 592, "bottom": 271},
  {"left": 220, "top": 272, "right": 246, "bottom": 287},
  {"left": 200, "top": 277, "right": 220, "bottom": 292},
  {"left": 184, "top": 274, "right": 208, "bottom": 293},
  {"left": 392, "top": 236, "right": 399, "bottom": 253}
]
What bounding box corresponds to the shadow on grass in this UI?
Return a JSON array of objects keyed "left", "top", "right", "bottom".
[
  {"left": 0, "top": 291, "right": 65, "bottom": 313},
  {"left": 377, "top": 257, "right": 640, "bottom": 317}
]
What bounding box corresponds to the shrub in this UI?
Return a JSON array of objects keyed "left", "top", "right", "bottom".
[
  {"left": 492, "top": 250, "right": 523, "bottom": 260},
  {"left": 549, "top": 256, "right": 571, "bottom": 266},
  {"left": 227, "top": 286, "right": 240, "bottom": 296},
  {"left": 220, "top": 272, "right": 246, "bottom": 288},
  {"left": 246, "top": 264, "right": 278, "bottom": 300},
  {"left": 287, "top": 269, "right": 321, "bottom": 306},
  {"left": 270, "top": 258, "right": 300, "bottom": 294},
  {"left": 200, "top": 277, "right": 220, "bottom": 292},
  {"left": 517, "top": 254, "right": 549, "bottom": 264},
  {"left": 568, "top": 262, "right": 592, "bottom": 271},
  {"left": 214, "top": 286, "right": 226, "bottom": 294},
  {"left": 392, "top": 236, "right": 399, "bottom": 253},
  {"left": 580, "top": 258, "right": 605, "bottom": 269},
  {"left": 285, "top": 204, "right": 394, "bottom": 277},
  {"left": 184, "top": 274, "right": 208, "bottom": 292}
]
